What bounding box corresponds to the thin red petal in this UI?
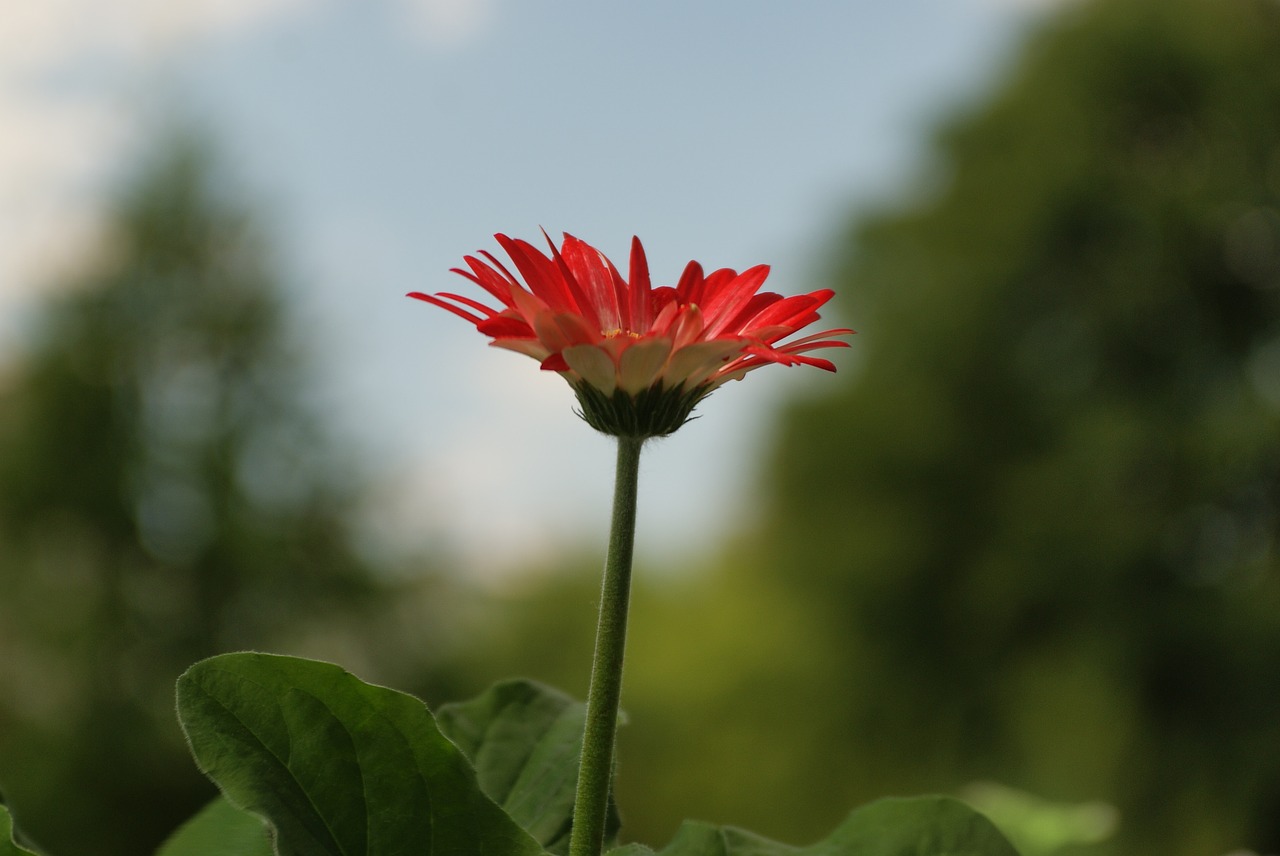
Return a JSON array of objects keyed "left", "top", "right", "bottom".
[
  {"left": 541, "top": 231, "right": 600, "bottom": 328},
  {"left": 740, "top": 290, "right": 831, "bottom": 335},
  {"left": 628, "top": 236, "right": 652, "bottom": 332},
  {"left": 433, "top": 291, "right": 499, "bottom": 318},
  {"left": 452, "top": 261, "right": 517, "bottom": 309},
  {"left": 605, "top": 255, "right": 632, "bottom": 333},
  {"left": 703, "top": 265, "right": 771, "bottom": 338},
  {"left": 674, "top": 261, "right": 704, "bottom": 304},
  {"left": 718, "top": 291, "right": 782, "bottom": 336},
  {"left": 494, "top": 234, "right": 577, "bottom": 314},
  {"left": 477, "top": 250, "right": 523, "bottom": 288},
  {"left": 698, "top": 267, "right": 740, "bottom": 308},
  {"left": 408, "top": 292, "right": 487, "bottom": 326},
  {"left": 562, "top": 234, "right": 622, "bottom": 332},
  {"left": 477, "top": 315, "right": 536, "bottom": 338},
  {"left": 778, "top": 328, "right": 856, "bottom": 349}
]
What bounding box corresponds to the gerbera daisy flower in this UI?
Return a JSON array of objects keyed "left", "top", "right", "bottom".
[{"left": 410, "top": 231, "right": 852, "bottom": 438}]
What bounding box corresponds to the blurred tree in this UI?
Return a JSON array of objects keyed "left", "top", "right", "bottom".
[
  {"left": 748, "top": 0, "right": 1280, "bottom": 854},
  {"left": 0, "top": 138, "right": 392, "bottom": 856},
  {"left": 418, "top": 1, "right": 1280, "bottom": 853}
]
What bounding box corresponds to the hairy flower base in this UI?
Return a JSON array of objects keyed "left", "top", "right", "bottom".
[{"left": 573, "top": 380, "right": 714, "bottom": 438}]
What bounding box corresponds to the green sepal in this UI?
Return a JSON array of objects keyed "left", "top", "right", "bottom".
[
  {"left": 572, "top": 381, "right": 713, "bottom": 438},
  {"left": 175, "top": 652, "right": 545, "bottom": 856}
]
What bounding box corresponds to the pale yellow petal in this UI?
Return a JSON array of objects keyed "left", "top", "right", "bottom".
[
  {"left": 617, "top": 338, "right": 673, "bottom": 395},
  {"left": 490, "top": 339, "right": 552, "bottom": 362},
  {"left": 665, "top": 339, "right": 748, "bottom": 389},
  {"left": 562, "top": 344, "right": 618, "bottom": 395}
]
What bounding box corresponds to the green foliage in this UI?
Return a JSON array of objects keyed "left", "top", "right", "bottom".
[
  {"left": 748, "top": 0, "right": 1280, "bottom": 853},
  {"left": 154, "top": 798, "right": 272, "bottom": 856},
  {"left": 176, "top": 653, "right": 545, "bottom": 856},
  {"left": 174, "top": 655, "right": 1017, "bottom": 856},
  {"left": 0, "top": 806, "right": 38, "bottom": 856},
  {"left": 609, "top": 798, "right": 1018, "bottom": 856},
  {"left": 961, "top": 784, "right": 1116, "bottom": 856},
  {"left": 456, "top": 556, "right": 864, "bottom": 845},
  {"left": 436, "top": 680, "right": 621, "bottom": 853}
]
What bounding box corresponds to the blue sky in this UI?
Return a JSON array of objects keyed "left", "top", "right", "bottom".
[{"left": 0, "top": 0, "right": 1059, "bottom": 577}]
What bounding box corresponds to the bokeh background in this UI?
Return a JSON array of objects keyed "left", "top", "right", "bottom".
[{"left": 2, "top": 0, "right": 1278, "bottom": 855}]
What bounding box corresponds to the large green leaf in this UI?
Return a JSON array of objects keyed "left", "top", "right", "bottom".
[
  {"left": 0, "top": 805, "right": 38, "bottom": 856},
  {"left": 609, "top": 796, "right": 1020, "bottom": 856},
  {"left": 175, "top": 652, "right": 545, "bottom": 856},
  {"left": 154, "top": 797, "right": 273, "bottom": 856},
  {"left": 436, "top": 679, "right": 621, "bottom": 853}
]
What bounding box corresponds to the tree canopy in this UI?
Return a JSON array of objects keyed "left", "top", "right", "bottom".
[
  {"left": 0, "top": 140, "right": 388, "bottom": 856},
  {"left": 756, "top": 0, "right": 1280, "bottom": 852}
]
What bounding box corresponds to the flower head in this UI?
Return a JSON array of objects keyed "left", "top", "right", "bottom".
[{"left": 410, "top": 232, "right": 853, "bottom": 437}]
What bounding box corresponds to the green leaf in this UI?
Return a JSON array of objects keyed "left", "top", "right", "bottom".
[
  {"left": 175, "top": 652, "right": 545, "bottom": 856},
  {"left": 630, "top": 820, "right": 793, "bottom": 856},
  {"left": 0, "top": 805, "right": 39, "bottom": 856},
  {"left": 436, "top": 679, "right": 622, "bottom": 854},
  {"left": 608, "top": 796, "right": 1020, "bottom": 856},
  {"left": 959, "top": 784, "right": 1116, "bottom": 856},
  {"left": 155, "top": 797, "right": 273, "bottom": 856},
  {"left": 810, "top": 797, "right": 1020, "bottom": 856}
]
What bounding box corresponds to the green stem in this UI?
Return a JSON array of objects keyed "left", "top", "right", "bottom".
[{"left": 569, "top": 434, "right": 644, "bottom": 856}]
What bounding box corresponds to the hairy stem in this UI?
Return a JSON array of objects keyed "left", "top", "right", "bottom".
[{"left": 569, "top": 435, "right": 643, "bottom": 856}]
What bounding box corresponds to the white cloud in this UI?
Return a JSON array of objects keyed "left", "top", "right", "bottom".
[
  {"left": 0, "top": 0, "right": 311, "bottom": 74},
  {"left": 0, "top": 0, "right": 316, "bottom": 340},
  {"left": 0, "top": 88, "right": 124, "bottom": 303},
  {"left": 395, "top": 0, "right": 495, "bottom": 50}
]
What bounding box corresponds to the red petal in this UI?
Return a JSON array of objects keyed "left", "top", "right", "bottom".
[
  {"left": 494, "top": 234, "right": 577, "bottom": 315},
  {"left": 674, "top": 260, "right": 704, "bottom": 304},
  {"left": 628, "top": 236, "right": 652, "bottom": 332},
  {"left": 408, "top": 292, "right": 487, "bottom": 326},
  {"left": 541, "top": 231, "right": 600, "bottom": 329},
  {"left": 718, "top": 291, "right": 781, "bottom": 336},
  {"left": 777, "top": 328, "right": 856, "bottom": 349},
  {"left": 452, "top": 262, "right": 516, "bottom": 309},
  {"left": 698, "top": 267, "right": 739, "bottom": 308},
  {"left": 534, "top": 311, "right": 598, "bottom": 352},
  {"left": 703, "top": 265, "right": 770, "bottom": 338},
  {"left": 743, "top": 344, "right": 839, "bottom": 372},
  {"left": 477, "top": 315, "right": 536, "bottom": 338},
  {"left": 432, "top": 291, "right": 499, "bottom": 318},
  {"left": 669, "top": 304, "right": 706, "bottom": 350},
  {"left": 605, "top": 254, "right": 632, "bottom": 333},
  {"left": 741, "top": 290, "right": 831, "bottom": 334},
  {"left": 461, "top": 254, "right": 521, "bottom": 300},
  {"left": 540, "top": 352, "right": 571, "bottom": 372},
  {"left": 477, "top": 250, "right": 522, "bottom": 288},
  {"left": 561, "top": 234, "right": 623, "bottom": 333},
  {"left": 649, "top": 296, "right": 680, "bottom": 335}
]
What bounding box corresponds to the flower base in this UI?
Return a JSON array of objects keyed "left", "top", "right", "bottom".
[{"left": 573, "top": 381, "right": 714, "bottom": 438}]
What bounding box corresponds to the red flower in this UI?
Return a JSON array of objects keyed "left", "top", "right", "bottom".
[{"left": 410, "top": 232, "right": 853, "bottom": 437}]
